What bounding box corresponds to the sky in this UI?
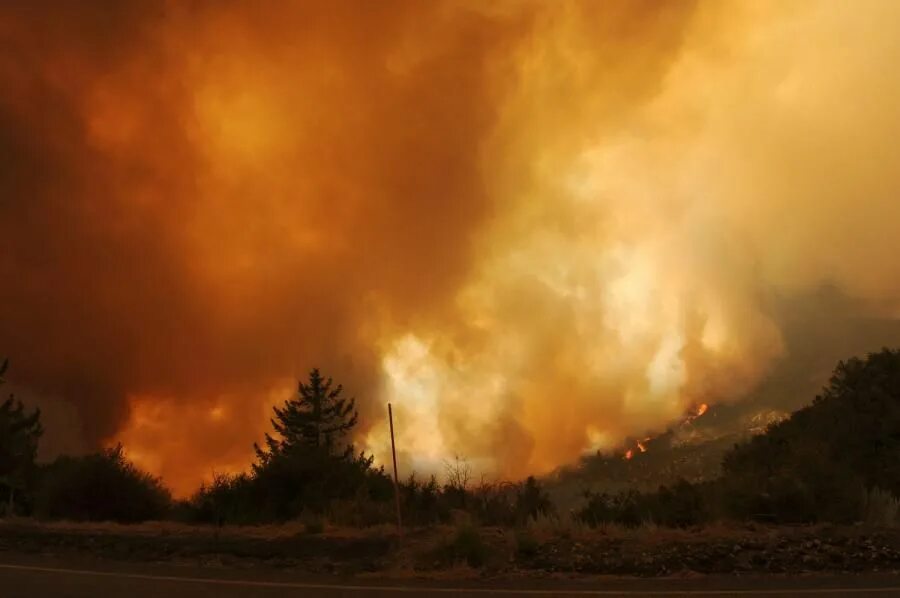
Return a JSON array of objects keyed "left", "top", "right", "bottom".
[{"left": 2, "top": 0, "right": 900, "bottom": 496}]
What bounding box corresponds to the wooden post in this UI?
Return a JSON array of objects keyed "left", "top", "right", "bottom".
[{"left": 388, "top": 403, "right": 403, "bottom": 535}]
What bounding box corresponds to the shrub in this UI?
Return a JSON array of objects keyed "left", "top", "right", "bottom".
[
  {"left": 35, "top": 445, "right": 170, "bottom": 522},
  {"left": 186, "top": 472, "right": 257, "bottom": 525},
  {"left": 577, "top": 490, "right": 643, "bottom": 528},
  {"left": 650, "top": 479, "right": 708, "bottom": 527},
  {"left": 449, "top": 523, "right": 488, "bottom": 567},
  {"left": 401, "top": 473, "right": 448, "bottom": 525},
  {"left": 515, "top": 476, "right": 554, "bottom": 524},
  {"left": 514, "top": 528, "right": 539, "bottom": 558},
  {"left": 398, "top": 474, "right": 554, "bottom": 528},
  {"left": 576, "top": 480, "right": 711, "bottom": 529},
  {"left": 180, "top": 460, "right": 395, "bottom": 526}
]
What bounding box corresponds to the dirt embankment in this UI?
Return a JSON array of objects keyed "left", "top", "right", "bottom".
[{"left": 2, "top": 520, "right": 900, "bottom": 578}]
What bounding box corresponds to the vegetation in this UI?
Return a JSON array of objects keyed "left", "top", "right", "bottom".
[
  {"left": 577, "top": 480, "right": 713, "bottom": 528},
  {"left": 577, "top": 348, "right": 900, "bottom": 528},
  {"left": 720, "top": 347, "right": 900, "bottom": 523},
  {"left": 439, "top": 523, "right": 488, "bottom": 567},
  {"left": 2, "top": 351, "right": 899, "bottom": 533},
  {"left": 0, "top": 359, "right": 42, "bottom": 516},
  {"left": 396, "top": 471, "right": 553, "bottom": 527},
  {"left": 184, "top": 368, "right": 392, "bottom": 524},
  {"left": 34, "top": 445, "right": 171, "bottom": 522}
]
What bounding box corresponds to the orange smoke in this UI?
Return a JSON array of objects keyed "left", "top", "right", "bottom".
[
  {"left": 0, "top": 1, "right": 520, "bottom": 494},
  {"left": 2, "top": 1, "right": 900, "bottom": 495}
]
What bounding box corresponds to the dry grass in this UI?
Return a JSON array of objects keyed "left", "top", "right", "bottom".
[
  {"left": 0, "top": 517, "right": 900, "bottom": 579},
  {"left": 525, "top": 512, "right": 590, "bottom": 540},
  {"left": 5, "top": 516, "right": 900, "bottom": 579},
  {"left": 0, "top": 517, "right": 405, "bottom": 541},
  {"left": 0, "top": 516, "right": 859, "bottom": 545}
]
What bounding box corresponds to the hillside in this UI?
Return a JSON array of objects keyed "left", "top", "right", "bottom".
[
  {"left": 720, "top": 348, "right": 900, "bottom": 522},
  {"left": 545, "top": 407, "right": 787, "bottom": 511}
]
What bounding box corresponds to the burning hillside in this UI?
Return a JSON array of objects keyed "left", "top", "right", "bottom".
[{"left": 546, "top": 404, "right": 790, "bottom": 510}]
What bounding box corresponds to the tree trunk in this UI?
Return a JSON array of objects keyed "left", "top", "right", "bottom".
[{"left": 7, "top": 487, "right": 13, "bottom": 517}]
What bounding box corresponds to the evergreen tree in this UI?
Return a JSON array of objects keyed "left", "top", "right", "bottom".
[
  {"left": 0, "top": 358, "right": 43, "bottom": 514},
  {"left": 255, "top": 368, "right": 359, "bottom": 466},
  {"left": 249, "top": 368, "right": 381, "bottom": 518}
]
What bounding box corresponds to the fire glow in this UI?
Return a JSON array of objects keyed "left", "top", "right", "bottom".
[
  {"left": 2, "top": 1, "right": 900, "bottom": 495},
  {"left": 622, "top": 404, "right": 708, "bottom": 460}
]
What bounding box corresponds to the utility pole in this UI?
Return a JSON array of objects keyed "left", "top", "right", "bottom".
[{"left": 388, "top": 403, "right": 402, "bottom": 535}]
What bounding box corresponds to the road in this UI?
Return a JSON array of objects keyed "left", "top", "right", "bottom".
[{"left": 1, "top": 553, "right": 899, "bottom": 597}]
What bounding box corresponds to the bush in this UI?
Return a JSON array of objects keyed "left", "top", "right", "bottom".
[
  {"left": 514, "top": 528, "right": 539, "bottom": 558},
  {"left": 577, "top": 490, "right": 643, "bottom": 528},
  {"left": 35, "top": 445, "right": 170, "bottom": 522},
  {"left": 516, "top": 476, "right": 554, "bottom": 523},
  {"left": 401, "top": 473, "right": 449, "bottom": 525},
  {"left": 448, "top": 523, "right": 488, "bottom": 567},
  {"left": 577, "top": 480, "right": 710, "bottom": 528},
  {"left": 397, "top": 474, "right": 555, "bottom": 528},
  {"left": 179, "top": 460, "right": 395, "bottom": 526},
  {"left": 650, "top": 479, "right": 708, "bottom": 527},
  {"left": 186, "top": 472, "right": 257, "bottom": 525}
]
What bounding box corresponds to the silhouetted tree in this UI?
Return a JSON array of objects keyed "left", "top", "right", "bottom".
[
  {"left": 251, "top": 368, "right": 378, "bottom": 518},
  {"left": 0, "top": 358, "right": 43, "bottom": 515},
  {"left": 721, "top": 347, "right": 900, "bottom": 523},
  {"left": 255, "top": 368, "right": 359, "bottom": 465}
]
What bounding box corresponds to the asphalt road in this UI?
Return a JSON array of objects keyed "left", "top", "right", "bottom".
[{"left": 1, "top": 553, "right": 899, "bottom": 597}]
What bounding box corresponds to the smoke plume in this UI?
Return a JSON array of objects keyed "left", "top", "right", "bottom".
[{"left": 2, "top": 1, "right": 899, "bottom": 494}]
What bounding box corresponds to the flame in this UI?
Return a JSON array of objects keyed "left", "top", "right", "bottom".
[
  {"left": 4, "top": 1, "right": 900, "bottom": 494},
  {"left": 621, "top": 406, "right": 708, "bottom": 463},
  {"left": 683, "top": 403, "right": 711, "bottom": 425}
]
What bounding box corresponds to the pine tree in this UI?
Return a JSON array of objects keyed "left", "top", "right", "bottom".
[
  {"left": 0, "top": 358, "right": 43, "bottom": 514},
  {"left": 255, "top": 368, "right": 359, "bottom": 467}
]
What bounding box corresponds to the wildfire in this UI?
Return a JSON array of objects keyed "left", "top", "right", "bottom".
[
  {"left": 623, "top": 436, "right": 651, "bottom": 460},
  {"left": 685, "top": 403, "right": 710, "bottom": 425},
  {"left": 622, "top": 404, "right": 710, "bottom": 460},
  {"left": 5, "top": 0, "right": 899, "bottom": 495}
]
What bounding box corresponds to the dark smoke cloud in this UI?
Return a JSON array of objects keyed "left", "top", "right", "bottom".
[
  {"left": 0, "top": 1, "right": 535, "bottom": 491},
  {"left": 3, "top": 1, "right": 899, "bottom": 494}
]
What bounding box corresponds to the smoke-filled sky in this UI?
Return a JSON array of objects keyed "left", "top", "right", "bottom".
[{"left": 2, "top": 1, "right": 900, "bottom": 495}]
